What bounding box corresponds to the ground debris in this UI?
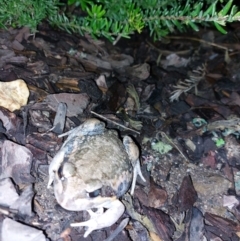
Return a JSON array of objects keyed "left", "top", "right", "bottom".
[{"left": 1, "top": 23, "right": 240, "bottom": 241}]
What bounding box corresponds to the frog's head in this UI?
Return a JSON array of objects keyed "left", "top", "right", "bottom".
[{"left": 80, "top": 118, "right": 105, "bottom": 136}]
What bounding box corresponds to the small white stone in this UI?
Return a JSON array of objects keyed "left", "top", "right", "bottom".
[
  {"left": 0, "top": 79, "right": 29, "bottom": 112},
  {"left": 0, "top": 178, "right": 19, "bottom": 206},
  {"left": 2, "top": 218, "right": 46, "bottom": 241}
]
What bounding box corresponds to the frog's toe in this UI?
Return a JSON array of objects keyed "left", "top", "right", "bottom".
[
  {"left": 130, "top": 159, "right": 146, "bottom": 195},
  {"left": 71, "top": 200, "right": 124, "bottom": 237},
  {"left": 87, "top": 207, "right": 104, "bottom": 218}
]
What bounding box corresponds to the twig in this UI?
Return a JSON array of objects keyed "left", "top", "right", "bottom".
[
  {"left": 146, "top": 36, "right": 229, "bottom": 57},
  {"left": 146, "top": 39, "right": 192, "bottom": 56},
  {"left": 166, "top": 36, "right": 229, "bottom": 51},
  {"left": 113, "top": 34, "right": 122, "bottom": 45},
  {"left": 104, "top": 218, "right": 129, "bottom": 241},
  {"left": 160, "top": 131, "right": 189, "bottom": 162},
  {"left": 91, "top": 111, "right": 141, "bottom": 135}
]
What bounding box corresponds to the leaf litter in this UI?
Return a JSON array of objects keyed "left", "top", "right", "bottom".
[{"left": 0, "top": 23, "right": 240, "bottom": 240}]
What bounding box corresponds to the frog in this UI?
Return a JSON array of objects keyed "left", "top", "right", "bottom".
[{"left": 47, "top": 118, "right": 146, "bottom": 237}]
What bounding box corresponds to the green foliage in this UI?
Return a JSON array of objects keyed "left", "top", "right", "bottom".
[
  {"left": 0, "top": 0, "right": 240, "bottom": 42},
  {"left": 60, "top": 0, "right": 240, "bottom": 40},
  {"left": 0, "top": 0, "right": 60, "bottom": 31},
  {"left": 214, "top": 138, "right": 225, "bottom": 147},
  {"left": 151, "top": 140, "right": 173, "bottom": 154}
]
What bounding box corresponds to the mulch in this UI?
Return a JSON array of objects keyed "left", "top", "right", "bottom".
[{"left": 1, "top": 22, "right": 240, "bottom": 241}]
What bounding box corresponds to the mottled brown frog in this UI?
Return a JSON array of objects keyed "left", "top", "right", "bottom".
[{"left": 48, "top": 118, "right": 145, "bottom": 237}]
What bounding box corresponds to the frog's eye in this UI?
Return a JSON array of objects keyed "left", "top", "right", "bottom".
[
  {"left": 88, "top": 189, "right": 101, "bottom": 198},
  {"left": 59, "top": 162, "right": 75, "bottom": 179}
]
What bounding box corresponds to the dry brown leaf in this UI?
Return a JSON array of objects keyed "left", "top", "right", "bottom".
[{"left": 45, "top": 93, "right": 89, "bottom": 117}]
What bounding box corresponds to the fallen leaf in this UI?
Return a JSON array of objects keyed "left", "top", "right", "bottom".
[
  {"left": 177, "top": 175, "right": 198, "bottom": 212},
  {"left": 44, "top": 93, "right": 89, "bottom": 117},
  {"left": 149, "top": 181, "right": 168, "bottom": 208}
]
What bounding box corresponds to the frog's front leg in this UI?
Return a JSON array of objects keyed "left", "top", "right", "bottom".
[
  {"left": 130, "top": 158, "right": 146, "bottom": 195},
  {"left": 71, "top": 199, "right": 125, "bottom": 237},
  {"left": 123, "top": 136, "right": 146, "bottom": 195},
  {"left": 47, "top": 149, "right": 65, "bottom": 188}
]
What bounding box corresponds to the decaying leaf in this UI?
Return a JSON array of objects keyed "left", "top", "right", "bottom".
[
  {"left": 128, "top": 118, "right": 143, "bottom": 130},
  {"left": 170, "top": 65, "right": 206, "bottom": 102},
  {"left": 125, "top": 63, "right": 150, "bottom": 81},
  {"left": 177, "top": 175, "right": 198, "bottom": 212},
  {"left": 44, "top": 93, "right": 89, "bottom": 117},
  {"left": 95, "top": 74, "right": 108, "bottom": 93},
  {"left": 128, "top": 220, "right": 150, "bottom": 241},
  {"left": 161, "top": 53, "right": 190, "bottom": 68},
  {"left": 123, "top": 194, "right": 174, "bottom": 241},
  {"left": 151, "top": 141, "right": 172, "bottom": 154},
  {"left": 126, "top": 84, "right": 140, "bottom": 111},
  {"left": 148, "top": 181, "right": 168, "bottom": 208}
]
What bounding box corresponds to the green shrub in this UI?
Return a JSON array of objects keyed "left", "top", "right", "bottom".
[
  {"left": 0, "top": 0, "right": 60, "bottom": 31},
  {"left": 1, "top": 0, "right": 240, "bottom": 42}
]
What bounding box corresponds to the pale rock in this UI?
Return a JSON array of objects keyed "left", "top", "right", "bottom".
[
  {"left": 0, "top": 140, "right": 33, "bottom": 184},
  {"left": 0, "top": 178, "right": 19, "bottom": 206},
  {"left": 1, "top": 218, "right": 46, "bottom": 241},
  {"left": 192, "top": 173, "right": 232, "bottom": 196},
  {"left": 192, "top": 173, "right": 232, "bottom": 216},
  {"left": 10, "top": 185, "right": 34, "bottom": 216},
  {"left": 0, "top": 79, "right": 29, "bottom": 112}
]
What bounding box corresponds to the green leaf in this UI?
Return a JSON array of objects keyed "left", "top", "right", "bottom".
[
  {"left": 164, "top": 20, "right": 174, "bottom": 32},
  {"left": 151, "top": 141, "right": 172, "bottom": 154},
  {"left": 214, "top": 21, "right": 227, "bottom": 34},
  {"left": 188, "top": 21, "right": 199, "bottom": 31},
  {"left": 67, "top": 0, "right": 76, "bottom": 5},
  {"left": 203, "top": 1, "right": 217, "bottom": 17},
  {"left": 97, "top": 9, "right": 105, "bottom": 18},
  {"left": 120, "top": 33, "right": 131, "bottom": 39},
  {"left": 112, "top": 21, "right": 119, "bottom": 34},
  {"left": 233, "top": 11, "right": 240, "bottom": 21},
  {"left": 229, "top": 5, "right": 238, "bottom": 16},
  {"left": 92, "top": 4, "right": 97, "bottom": 13},
  {"left": 91, "top": 19, "right": 97, "bottom": 32},
  {"left": 218, "top": 0, "right": 233, "bottom": 17},
  {"left": 191, "top": 2, "right": 203, "bottom": 17},
  {"left": 86, "top": 6, "right": 93, "bottom": 18},
  {"left": 215, "top": 138, "right": 225, "bottom": 147}
]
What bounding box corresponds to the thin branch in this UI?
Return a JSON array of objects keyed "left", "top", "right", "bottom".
[
  {"left": 166, "top": 36, "right": 229, "bottom": 51},
  {"left": 159, "top": 131, "right": 189, "bottom": 162},
  {"left": 91, "top": 111, "right": 141, "bottom": 135}
]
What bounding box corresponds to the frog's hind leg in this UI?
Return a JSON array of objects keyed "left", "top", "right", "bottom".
[{"left": 71, "top": 199, "right": 124, "bottom": 237}]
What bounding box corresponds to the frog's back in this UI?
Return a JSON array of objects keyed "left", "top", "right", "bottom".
[{"left": 68, "top": 130, "right": 132, "bottom": 197}]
